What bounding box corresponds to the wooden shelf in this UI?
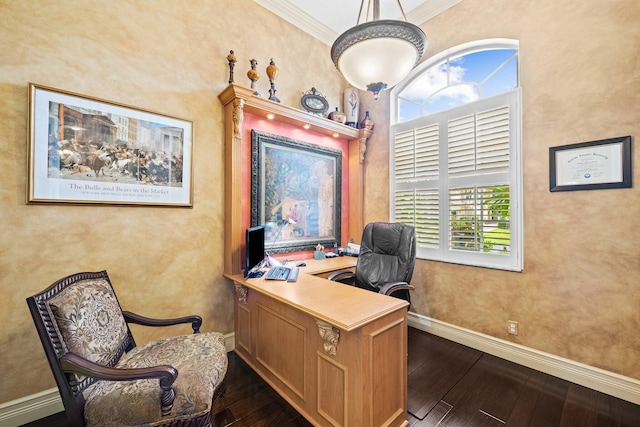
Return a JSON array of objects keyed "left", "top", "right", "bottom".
[{"left": 219, "top": 84, "right": 370, "bottom": 140}]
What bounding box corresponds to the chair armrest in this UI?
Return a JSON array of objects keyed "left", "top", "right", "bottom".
[
  {"left": 60, "top": 353, "right": 178, "bottom": 384},
  {"left": 378, "top": 282, "right": 415, "bottom": 297},
  {"left": 327, "top": 270, "right": 355, "bottom": 283},
  {"left": 60, "top": 353, "right": 178, "bottom": 416},
  {"left": 123, "top": 311, "right": 202, "bottom": 333}
]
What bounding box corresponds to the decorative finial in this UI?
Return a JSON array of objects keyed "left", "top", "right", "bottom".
[
  {"left": 227, "top": 50, "right": 237, "bottom": 84},
  {"left": 266, "top": 58, "right": 280, "bottom": 103},
  {"left": 247, "top": 59, "right": 260, "bottom": 96}
]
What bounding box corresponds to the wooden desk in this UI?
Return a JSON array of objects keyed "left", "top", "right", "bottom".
[
  {"left": 225, "top": 257, "right": 409, "bottom": 427},
  {"left": 297, "top": 256, "right": 357, "bottom": 278}
]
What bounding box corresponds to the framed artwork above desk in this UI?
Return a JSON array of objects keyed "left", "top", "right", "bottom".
[
  {"left": 218, "top": 84, "right": 371, "bottom": 276},
  {"left": 251, "top": 130, "right": 342, "bottom": 254}
]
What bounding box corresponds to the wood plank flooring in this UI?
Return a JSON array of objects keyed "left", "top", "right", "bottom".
[
  {"left": 210, "top": 351, "right": 312, "bottom": 426},
  {"left": 21, "top": 327, "right": 640, "bottom": 426},
  {"left": 406, "top": 327, "right": 640, "bottom": 427}
]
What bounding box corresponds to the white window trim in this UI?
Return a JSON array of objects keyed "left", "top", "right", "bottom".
[{"left": 389, "top": 39, "right": 523, "bottom": 272}]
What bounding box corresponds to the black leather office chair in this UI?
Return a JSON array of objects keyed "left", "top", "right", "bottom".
[{"left": 329, "top": 222, "right": 416, "bottom": 307}]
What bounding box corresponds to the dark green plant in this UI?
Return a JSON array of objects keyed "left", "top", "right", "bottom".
[{"left": 483, "top": 186, "right": 510, "bottom": 228}]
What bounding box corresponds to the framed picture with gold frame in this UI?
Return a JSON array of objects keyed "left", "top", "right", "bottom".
[
  {"left": 27, "top": 83, "right": 193, "bottom": 206},
  {"left": 251, "top": 130, "right": 341, "bottom": 254}
]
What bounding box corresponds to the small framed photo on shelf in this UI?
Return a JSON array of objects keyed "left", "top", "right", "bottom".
[
  {"left": 549, "top": 135, "right": 632, "bottom": 192},
  {"left": 27, "top": 83, "right": 193, "bottom": 206}
]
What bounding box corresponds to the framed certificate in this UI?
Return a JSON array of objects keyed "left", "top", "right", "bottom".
[{"left": 549, "top": 136, "right": 632, "bottom": 192}]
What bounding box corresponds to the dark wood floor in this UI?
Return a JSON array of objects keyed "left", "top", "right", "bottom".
[
  {"left": 22, "top": 327, "right": 640, "bottom": 426},
  {"left": 405, "top": 328, "right": 640, "bottom": 426}
]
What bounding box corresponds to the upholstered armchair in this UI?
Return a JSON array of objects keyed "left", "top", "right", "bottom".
[
  {"left": 329, "top": 222, "right": 416, "bottom": 307},
  {"left": 26, "top": 270, "right": 228, "bottom": 426}
]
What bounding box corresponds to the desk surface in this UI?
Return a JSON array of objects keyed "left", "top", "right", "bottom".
[{"left": 225, "top": 256, "right": 408, "bottom": 331}]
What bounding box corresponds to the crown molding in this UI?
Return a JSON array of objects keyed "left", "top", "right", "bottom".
[
  {"left": 253, "top": 0, "right": 462, "bottom": 46},
  {"left": 253, "top": 0, "right": 338, "bottom": 45},
  {"left": 407, "top": 0, "right": 462, "bottom": 25}
]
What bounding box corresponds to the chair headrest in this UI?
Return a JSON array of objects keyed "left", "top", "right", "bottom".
[{"left": 363, "top": 222, "right": 415, "bottom": 257}]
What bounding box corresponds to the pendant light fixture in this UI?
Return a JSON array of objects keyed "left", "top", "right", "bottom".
[{"left": 331, "top": 0, "right": 427, "bottom": 100}]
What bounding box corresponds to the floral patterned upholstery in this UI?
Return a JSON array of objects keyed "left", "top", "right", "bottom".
[
  {"left": 83, "top": 332, "right": 228, "bottom": 426},
  {"left": 29, "top": 271, "right": 229, "bottom": 426},
  {"left": 49, "top": 277, "right": 129, "bottom": 384}
]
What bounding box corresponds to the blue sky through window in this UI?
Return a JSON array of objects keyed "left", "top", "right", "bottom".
[{"left": 398, "top": 49, "right": 518, "bottom": 122}]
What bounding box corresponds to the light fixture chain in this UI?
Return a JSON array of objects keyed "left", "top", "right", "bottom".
[
  {"left": 359, "top": 0, "right": 410, "bottom": 24},
  {"left": 396, "top": 0, "right": 408, "bottom": 21},
  {"left": 357, "top": 0, "right": 366, "bottom": 25}
]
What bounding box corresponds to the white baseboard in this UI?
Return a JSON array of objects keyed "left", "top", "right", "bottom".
[
  {"left": 0, "top": 332, "right": 237, "bottom": 427},
  {"left": 0, "top": 388, "right": 64, "bottom": 427},
  {"left": 408, "top": 312, "right": 640, "bottom": 405},
  {"left": 224, "top": 332, "right": 235, "bottom": 353}
]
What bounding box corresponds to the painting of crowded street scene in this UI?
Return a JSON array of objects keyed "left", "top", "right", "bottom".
[{"left": 28, "top": 84, "right": 192, "bottom": 206}]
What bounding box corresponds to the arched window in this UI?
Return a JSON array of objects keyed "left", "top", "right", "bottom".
[
  {"left": 389, "top": 39, "right": 522, "bottom": 271},
  {"left": 395, "top": 39, "right": 519, "bottom": 122}
]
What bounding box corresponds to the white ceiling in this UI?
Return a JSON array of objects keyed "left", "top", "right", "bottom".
[{"left": 253, "top": 0, "right": 462, "bottom": 46}]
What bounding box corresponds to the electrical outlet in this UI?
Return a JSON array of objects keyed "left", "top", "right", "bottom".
[{"left": 508, "top": 320, "right": 519, "bottom": 335}]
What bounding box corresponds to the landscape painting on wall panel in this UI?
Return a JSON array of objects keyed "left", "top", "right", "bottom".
[{"left": 251, "top": 130, "right": 341, "bottom": 253}]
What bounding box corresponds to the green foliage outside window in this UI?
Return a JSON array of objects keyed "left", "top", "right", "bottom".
[{"left": 450, "top": 186, "right": 510, "bottom": 254}]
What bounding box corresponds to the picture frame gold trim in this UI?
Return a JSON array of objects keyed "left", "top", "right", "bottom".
[
  {"left": 251, "top": 130, "right": 341, "bottom": 253},
  {"left": 549, "top": 135, "right": 632, "bottom": 192},
  {"left": 27, "top": 83, "right": 194, "bottom": 206}
]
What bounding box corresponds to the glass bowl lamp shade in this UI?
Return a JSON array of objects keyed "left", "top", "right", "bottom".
[{"left": 331, "top": 20, "right": 427, "bottom": 100}]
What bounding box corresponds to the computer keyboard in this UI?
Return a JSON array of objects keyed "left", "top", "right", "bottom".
[
  {"left": 264, "top": 266, "right": 300, "bottom": 282},
  {"left": 264, "top": 266, "right": 290, "bottom": 280}
]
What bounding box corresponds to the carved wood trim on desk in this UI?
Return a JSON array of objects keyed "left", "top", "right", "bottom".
[
  {"left": 224, "top": 260, "right": 409, "bottom": 427},
  {"left": 316, "top": 319, "right": 341, "bottom": 356},
  {"left": 234, "top": 283, "right": 248, "bottom": 305},
  {"left": 219, "top": 84, "right": 372, "bottom": 275}
]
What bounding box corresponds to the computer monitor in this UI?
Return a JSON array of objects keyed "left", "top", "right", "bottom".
[{"left": 245, "top": 225, "right": 265, "bottom": 277}]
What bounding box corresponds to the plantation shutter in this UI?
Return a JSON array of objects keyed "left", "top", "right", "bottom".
[
  {"left": 391, "top": 90, "right": 521, "bottom": 270},
  {"left": 448, "top": 106, "right": 510, "bottom": 176},
  {"left": 394, "top": 124, "right": 440, "bottom": 249},
  {"left": 394, "top": 124, "right": 439, "bottom": 182},
  {"left": 415, "top": 189, "right": 439, "bottom": 248}
]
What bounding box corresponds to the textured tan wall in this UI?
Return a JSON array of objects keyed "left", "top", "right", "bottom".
[
  {"left": 363, "top": 0, "right": 640, "bottom": 380},
  {"left": 0, "top": 0, "right": 346, "bottom": 403},
  {"left": 2, "top": 0, "right": 638, "bottom": 407}
]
